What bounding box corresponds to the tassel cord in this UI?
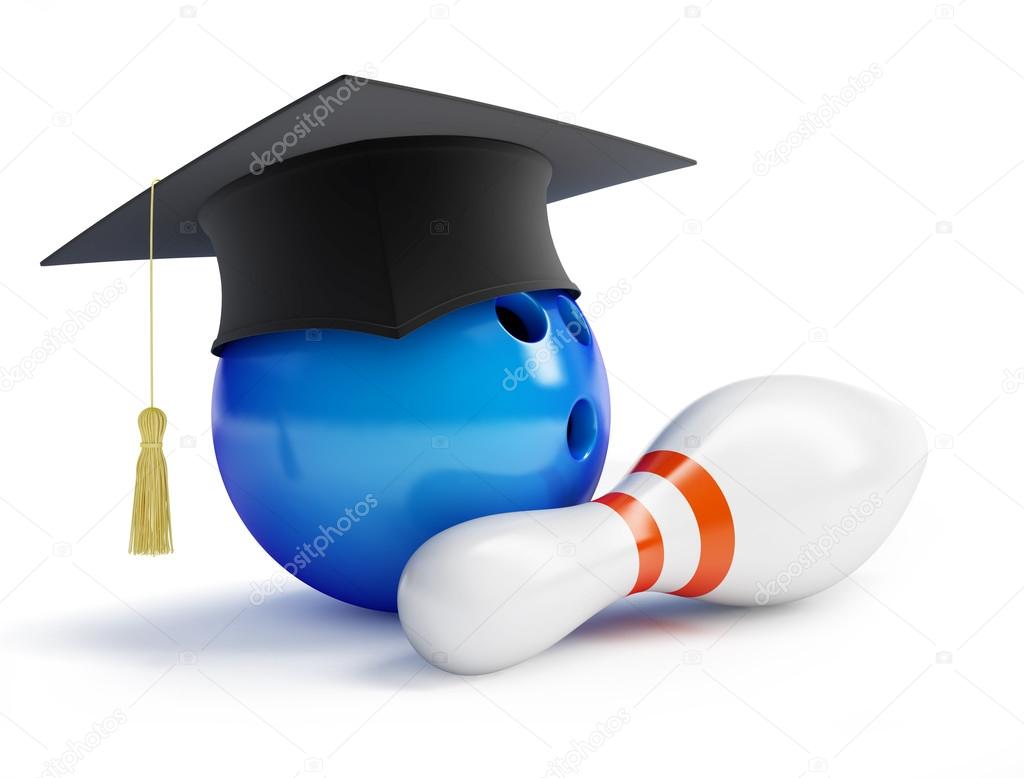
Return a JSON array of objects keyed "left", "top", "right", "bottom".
[{"left": 129, "top": 179, "right": 173, "bottom": 555}]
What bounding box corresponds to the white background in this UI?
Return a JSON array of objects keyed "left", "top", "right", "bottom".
[{"left": 1, "top": 0, "right": 1022, "bottom": 775}]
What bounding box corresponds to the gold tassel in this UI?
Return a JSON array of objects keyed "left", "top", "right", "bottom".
[
  {"left": 130, "top": 407, "right": 173, "bottom": 554},
  {"left": 129, "top": 179, "right": 173, "bottom": 555}
]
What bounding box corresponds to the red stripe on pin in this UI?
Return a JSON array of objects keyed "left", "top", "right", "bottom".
[
  {"left": 633, "top": 450, "right": 735, "bottom": 598},
  {"left": 593, "top": 492, "right": 664, "bottom": 594}
]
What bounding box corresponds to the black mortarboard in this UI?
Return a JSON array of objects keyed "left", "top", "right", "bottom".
[{"left": 41, "top": 75, "right": 694, "bottom": 353}]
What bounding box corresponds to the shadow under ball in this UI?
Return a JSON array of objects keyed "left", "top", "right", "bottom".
[{"left": 212, "top": 290, "right": 610, "bottom": 611}]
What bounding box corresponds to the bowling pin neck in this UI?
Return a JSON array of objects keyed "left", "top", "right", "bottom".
[{"left": 596, "top": 449, "right": 735, "bottom": 598}]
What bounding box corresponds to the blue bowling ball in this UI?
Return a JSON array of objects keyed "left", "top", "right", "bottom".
[{"left": 212, "top": 290, "right": 610, "bottom": 611}]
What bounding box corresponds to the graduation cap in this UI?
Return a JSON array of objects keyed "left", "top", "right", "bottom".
[
  {"left": 41, "top": 75, "right": 695, "bottom": 554},
  {"left": 43, "top": 75, "right": 694, "bottom": 348}
]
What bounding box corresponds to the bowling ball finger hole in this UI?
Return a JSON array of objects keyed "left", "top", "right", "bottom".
[
  {"left": 495, "top": 293, "right": 548, "bottom": 343},
  {"left": 566, "top": 398, "right": 598, "bottom": 460},
  {"left": 556, "top": 294, "right": 592, "bottom": 346}
]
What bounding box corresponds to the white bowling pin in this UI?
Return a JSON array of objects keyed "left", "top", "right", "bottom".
[{"left": 398, "top": 375, "right": 928, "bottom": 674}]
